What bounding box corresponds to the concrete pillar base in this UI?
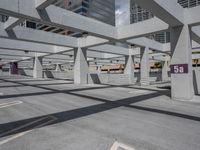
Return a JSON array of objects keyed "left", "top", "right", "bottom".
[
  {"left": 33, "top": 54, "right": 43, "bottom": 79},
  {"left": 170, "top": 25, "right": 194, "bottom": 100},
  {"left": 55, "top": 64, "right": 62, "bottom": 71},
  {"left": 124, "top": 48, "right": 135, "bottom": 84},
  {"left": 140, "top": 47, "right": 150, "bottom": 86},
  {"left": 162, "top": 59, "right": 169, "bottom": 82},
  {"left": 140, "top": 79, "right": 150, "bottom": 86},
  {"left": 74, "top": 47, "right": 88, "bottom": 84}
]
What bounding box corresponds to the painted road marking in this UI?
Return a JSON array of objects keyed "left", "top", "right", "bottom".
[
  {"left": 110, "top": 141, "right": 136, "bottom": 150},
  {"left": 0, "top": 130, "right": 31, "bottom": 145},
  {"left": 128, "top": 90, "right": 150, "bottom": 94},
  {"left": 0, "top": 101, "right": 23, "bottom": 109},
  {"left": 0, "top": 116, "right": 57, "bottom": 145}
]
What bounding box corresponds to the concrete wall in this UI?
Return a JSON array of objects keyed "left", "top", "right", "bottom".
[
  {"left": 43, "top": 71, "right": 73, "bottom": 79},
  {"left": 135, "top": 72, "right": 164, "bottom": 82},
  {"left": 88, "top": 73, "right": 136, "bottom": 84},
  {"left": 18, "top": 69, "right": 74, "bottom": 80},
  {"left": 18, "top": 69, "right": 33, "bottom": 77},
  {"left": 0, "top": 68, "right": 9, "bottom": 76},
  {"left": 88, "top": 72, "right": 165, "bottom": 85}
]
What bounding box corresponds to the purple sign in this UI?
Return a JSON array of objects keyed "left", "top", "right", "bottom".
[
  {"left": 170, "top": 64, "right": 188, "bottom": 74},
  {"left": 10, "top": 62, "right": 18, "bottom": 74}
]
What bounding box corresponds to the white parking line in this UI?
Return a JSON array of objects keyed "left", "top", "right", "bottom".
[
  {"left": 0, "top": 101, "right": 23, "bottom": 109},
  {"left": 0, "top": 130, "right": 31, "bottom": 145},
  {"left": 110, "top": 141, "right": 136, "bottom": 150},
  {"left": 0, "top": 116, "right": 57, "bottom": 146},
  {"left": 128, "top": 90, "right": 149, "bottom": 94}
]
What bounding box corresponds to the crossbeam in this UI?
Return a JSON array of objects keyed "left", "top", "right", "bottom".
[
  {"left": 133, "top": 0, "right": 184, "bottom": 26},
  {"left": 36, "top": 0, "right": 56, "bottom": 10}
]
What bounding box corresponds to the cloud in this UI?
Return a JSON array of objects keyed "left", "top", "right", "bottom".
[{"left": 115, "top": 0, "right": 130, "bottom": 25}]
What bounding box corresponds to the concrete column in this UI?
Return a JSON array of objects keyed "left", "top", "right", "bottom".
[
  {"left": 97, "top": 65, "right": 101, "bottom": 74},
  {"left": 162, "top": 60, "right": 169, "bottom": 81},
  {"left": 33, "top": 54, "right": 43, "bottom": 78},
  {"left": 0, "top": 66, "right": 2, "bottom": 75},
  {"left": 140, "top": 47, "right": 150, "bottom": 85},
  {"left": 55, "top": 64, "right": 62, "bottom": 71},
  {"left": 10, "top": 62, "right": 18, "bottom": 75},
  {"left": 124, "top": 48, "right": 135, "bottom": 84},
  {"left": 170, "top": 25, "right": 194, "bottom": 100},
  {"left": 74, "top": 47, "right": 88, "bottom": 84}
]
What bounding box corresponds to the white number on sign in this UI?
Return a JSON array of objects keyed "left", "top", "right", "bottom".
[
  {"left": 179, "top": 67, "right": 184, "bottom": 73},
  {"left": 174, "top": 66, "right": 184, "bottom": 73},
  {"left": 174, "top": 66, "right": 179, "bottom": 73}
]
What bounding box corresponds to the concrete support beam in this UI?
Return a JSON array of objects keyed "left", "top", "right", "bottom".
[
  {"left": 4, "top": 17, "right": 24, "bottom": 30},
  {"left": 191, "top": 26, "right": 200, "bottom": 44},
  {"left": 55, "top": 64, "right": 62, "bottom": 71},
  {"left": 0, "top": 0, "right": 116, "bottom": 39},
  {"left": 161, "top": 59, "right": 169, "bottom": 81},
  {"left": 140, "top": 47, "right": 150, "bottom": 86},
  {"left": 74, "top": 47, "right": 88, "bottom": 84},
  {"left": 191, "top": 31, "right": 200, "bottom": 45},
  {"left": 0, "top": 55, "right": 31, "bottom": 61},
  {"left": 170, "top": 25, "right": 194, "bottom": 100},
  {"left": 0, "top": 38, "right": 73, "bottom": 54},
  {"left": 33, "top": 54, "right": 43, "bottom": 78},
  {"left": 0, "top": 48, "right": 43, "bottom": 57},
  {"left": 79, "top": 36, "right": 109, "bottom": 48},
  {"left": 133, "top": 0, "right": 184, "bottom": 26},
  {"left": 185, "top": 6, "right": 200, "bottom": 26},
  {"left": 0, "top": 22, "right": 78, "bottom": 48},
  {"left": 36, "top": 0, "right": 55, "bottom": 10},
  {"left": 127, "top": 37, "right": 164, "bottom": 52},
  {"left": 124, "top": 47, "right": 135, "bottom": 84},
  {"left": 117, "top": 17, "right": 169, "bottom": 40},
  {"left": 89, "top": 44, "right": 129, "bottom": 55},
  {"left": 97, "top": 65, "right": 101, "bottom": 74}
]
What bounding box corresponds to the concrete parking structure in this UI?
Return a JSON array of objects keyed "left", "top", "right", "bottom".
[{"left": 0, "top": 0, "right": 200, "bottom": 149}]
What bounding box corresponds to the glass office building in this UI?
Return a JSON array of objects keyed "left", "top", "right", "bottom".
[
  {"left": 52, "top": 0, "right": 115, "bottom": 25},
  {"left": 178, "top": 0, "right": 200, "bottom": 8},
  {"left": 36, "top": 0, "right": 115, "bottom": 35}
]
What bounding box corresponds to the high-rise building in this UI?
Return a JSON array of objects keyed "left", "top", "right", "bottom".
[
  {"left": 130, "top": 0, "right": 169, "bottom": 43},
  {"left": 130, "top": 0, "right": 200, "bottom": 43},
  {"left": 36, "top": 0, "right": 115, "bottom": 36},
  {"left": 0, "top": 1, "right": 115, "bottom": 35},
  {"left": 67, "top": 0, "right": 115, "bottom": 26},
  {"left": 178, "top": 0, "right": 200, "bottom": 8},
  {"left": 49, "top": 0, "right": 115, "bottom": 25}
]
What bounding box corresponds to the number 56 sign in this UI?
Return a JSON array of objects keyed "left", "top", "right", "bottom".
[{"left": 170, "top": 64, "right": 188, "bottom": 74}]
